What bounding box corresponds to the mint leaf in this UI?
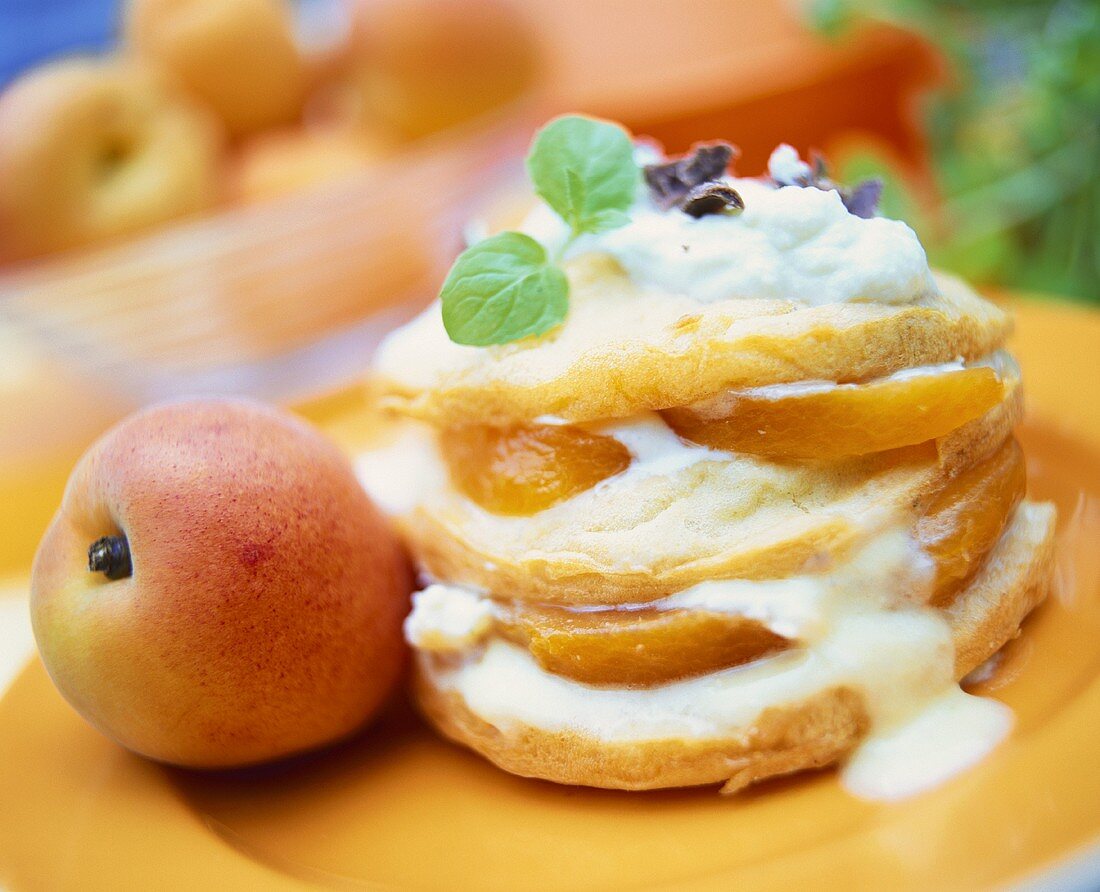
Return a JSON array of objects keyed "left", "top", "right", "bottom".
[
  {"left": 440, "top": 232, "right": 568, "bottom": 346},
  {"left": 526, "top": 115, "right": 637, "bottom": 236},
  {"left": 438, "top": 115, "right": 640, "bottom": 347},
  {"left": 586, "top": 208, "right": 632, "bottom": 233}
]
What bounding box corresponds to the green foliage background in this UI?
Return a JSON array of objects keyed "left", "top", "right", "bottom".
[{"left": 810, "top": 0, "right": 1099, "bottom": 303}]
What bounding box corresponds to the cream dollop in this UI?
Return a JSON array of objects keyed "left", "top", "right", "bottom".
[
  {"left": 520, "top": 150, "right": 935, "bottom": 306},
  {"left": 405, "top": 584, "right": 493, "bottom": 651}
]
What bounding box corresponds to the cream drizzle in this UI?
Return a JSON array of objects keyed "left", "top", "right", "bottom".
[{"left": 411, "top": 524, "right": 1019, "bottom": 802}]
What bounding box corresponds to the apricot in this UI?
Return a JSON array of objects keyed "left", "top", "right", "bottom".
[
  {"left": 30, "top": 398, "right": 411, "bottom": 768},
  {"left": 227, "top": 127, "right": 388, "bottom": 204},
  {"left": 0, "top": 56, "right": 221, "bottom": 263},
  {"left": 663, "top": 367, "right": 1005, "bottom": 460},
  {"left": 440, "top": 423, "right": 630, "bottom": 515},
  {"left": 346, "top": 0, "right": 539, "bottom": 140},
  {"left": 126, "top": 0, "right": 306, "bottom": 138},
  {"left": 917, "top": 438, "right": 1026, "bottom": 606},
  {"left": 497, "top": 603, "right": 789, "bottom": 687}
]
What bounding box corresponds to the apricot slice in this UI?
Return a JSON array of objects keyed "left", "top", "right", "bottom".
[
  {"left": 440, "top": 423, "right": 630, "bottom": 515},
  {"left": 917, "top": 438, "right": 1026, "bottom": 606},
  {"left": 662, "top": 367, "right": 1005, "bottom": 460},
  {"left": 497, "top": 603, "right": 789, "bottom": 686}
]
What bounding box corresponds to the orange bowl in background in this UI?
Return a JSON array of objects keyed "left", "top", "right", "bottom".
[{"left": 517, "top": 0, "right": 945, "bottom": 189}]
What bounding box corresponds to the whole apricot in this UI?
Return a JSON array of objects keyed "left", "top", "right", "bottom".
[{"left": 30, "top": 398, "right": 411, "bottom": 768}]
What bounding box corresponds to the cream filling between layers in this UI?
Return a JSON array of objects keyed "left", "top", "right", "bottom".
[
  {"left": 404, "top": 574, "right": 828, "bottom": 650},
  {"left": 685, "top": 349, "right": 1014, "bottom": 409},
  {"left": 355, "top": 423, "right": 446, "bottom": 516},
  {"left": 356, "top": 353, "right": 1012, "bottom": 522},
  {"left": 410, "top": 522, "right": 1023, "bottom": 802}
]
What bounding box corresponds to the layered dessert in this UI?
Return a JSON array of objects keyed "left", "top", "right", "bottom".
[{"left": 360, "top": 117, "right": 1056, "bottom": 799}]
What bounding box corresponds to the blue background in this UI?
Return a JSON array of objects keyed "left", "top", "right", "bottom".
[{"left": 0, "top": 0, "right": 118, "bottom": 87}]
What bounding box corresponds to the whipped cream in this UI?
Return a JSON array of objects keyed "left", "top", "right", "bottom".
[
  {"left": 767, "top": 143, "right": 814, "bottom": 184},
  {"left": 519, "top": 151, "right": 936, "bottom": 307},
  {"left": 405, "top": 584, "right": 493, "bottom": 651},
  {"left": 354, "top": 423, "right": 445, "bottom": 516}
]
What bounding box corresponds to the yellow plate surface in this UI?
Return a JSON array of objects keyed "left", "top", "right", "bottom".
[{"left": 1, "top": 299, "right": 1099, "bottom": 891}]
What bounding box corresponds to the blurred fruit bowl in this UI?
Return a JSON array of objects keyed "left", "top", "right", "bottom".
[
  {"left": 1, "top": 100, "right": 536, "bottom": 386},
  {"left": 0, "top": 0, "right": 544, "bottom": 409}
]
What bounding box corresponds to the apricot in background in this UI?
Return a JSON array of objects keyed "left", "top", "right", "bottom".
[
  {"left": 0, "top": 56, "right": 221, "bottom": 263},
  {"left": 126, "top": 0, "right": 307, "bottom": 139},
  {"left": 347, "top": 0, "right": 539, "bottom": 141}
]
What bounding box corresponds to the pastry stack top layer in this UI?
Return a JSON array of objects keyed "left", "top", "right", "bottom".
[
  {"left": 374, "top": 256, "right": 1011, "bottom": 427},
  {"left": 361, "top": 155, "right": 1056, "bottom": 797}
]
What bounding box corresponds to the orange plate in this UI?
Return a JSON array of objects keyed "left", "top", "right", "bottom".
[{"left": 1, "top": 299, "right": 1100, "bottom": 890}]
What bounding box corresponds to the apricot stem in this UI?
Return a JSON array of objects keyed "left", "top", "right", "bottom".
[{"left": 88, "top": 535, "right": 132, "bottom": 580}]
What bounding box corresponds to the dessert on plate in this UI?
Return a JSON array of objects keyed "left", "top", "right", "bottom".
[{"left": 359, "top": 116, "right": 1056, "bottom": 798}]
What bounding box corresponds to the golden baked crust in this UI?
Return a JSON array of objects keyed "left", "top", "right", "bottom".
[
  {"left": 411, "top": 501, "right": 1056, "bottom": 793},
  {"left": 382, "top": 384, "right": 1022, "bottom": 604},
  {"left": 373, "top": 261, "right": 1011, "bottom": 427},
  {"left": 949, "top": 501, "right": 1057, "bottom": 676},
  {"left": 415, "top": 676, "right": 869, "bottom": 794}
]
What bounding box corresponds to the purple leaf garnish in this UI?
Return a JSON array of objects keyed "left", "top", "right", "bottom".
[
  {"left": 840, "top": 178, "right": 883, "bottom": 219},
  {"left": 768, "top": 145, "right": 883, "bottom": 218},
  {"left": 644, "top": 142, "right": 737, "bottom": 211}
]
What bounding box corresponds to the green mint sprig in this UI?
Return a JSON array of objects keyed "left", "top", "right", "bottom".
[{"left": 441, "top": 115, "right": 638, "bottom": 347}]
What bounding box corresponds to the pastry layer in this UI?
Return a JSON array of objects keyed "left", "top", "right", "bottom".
[
  {"left": 412, "top": 501, "right": 1056, "bottom": 793},
  {"left": 359, "top": 381, "right": 1022, "bottom": 604},
  {"left": 373, "top": 262, "right": 1011, "bottom": 427}
]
